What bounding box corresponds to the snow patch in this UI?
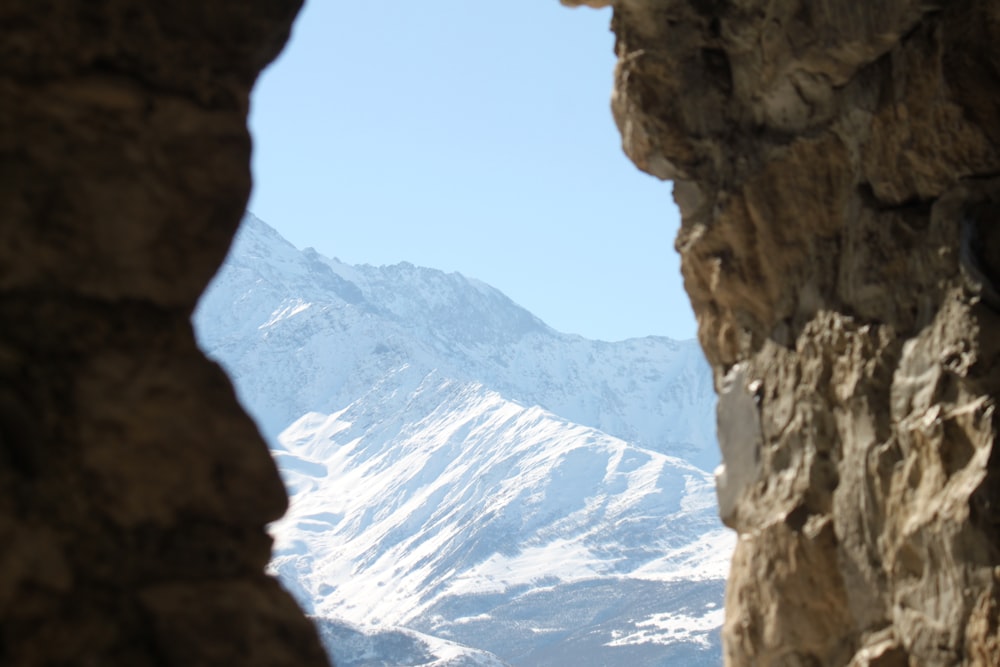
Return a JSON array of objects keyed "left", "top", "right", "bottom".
[{"left": 607, "top": 605, "right": 726, "bottom": 649}]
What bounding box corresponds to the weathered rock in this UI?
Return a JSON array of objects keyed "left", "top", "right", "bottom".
[
  {"left": 567, "top": 0, "right": 1000, "bottom": 664},
  {"left": 6, "top": 0, "right": 1000, "bottom": 664},
  {"left": 1, "top": 2, "right": 328, "bottom": 665}
]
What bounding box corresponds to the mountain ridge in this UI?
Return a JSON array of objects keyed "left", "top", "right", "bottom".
[
  {"left": 195, "top": 213, "right": 718, "bottom": 471},
  {"left": 192, "top": 213, "right": 730, "bottom": 666},
  {"left": 268, "top": 372, "right": 730, "bottom": 665}
]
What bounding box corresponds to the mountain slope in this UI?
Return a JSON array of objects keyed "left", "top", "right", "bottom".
[
  {"left": 192, "top": 213, "right": 731, "bottom": 665},
  {"left": 268, "top": 373, "right": 731, "bottom": 665},
  {"left": 313, "top": 617, "right": 511, "bottom": 667},
  {"left": 194, "top": 213, "right": 718, "bottom": 471}
]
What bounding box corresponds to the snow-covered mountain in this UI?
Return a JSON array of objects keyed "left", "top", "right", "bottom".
[
  {"left": 192, "top": 213, "right": 731, "bottom": 666},
  {"left": 313, "top": 617, "right": 509, "bottom": 667},
  {"left": 195, "top": 213, "right": 718, "bottom": 472},
  {"left": 270, "top": 376, "right": 729, "bottom": 666}
]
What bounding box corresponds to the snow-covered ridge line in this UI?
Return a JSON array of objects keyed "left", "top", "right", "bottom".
[
  {"left": 192, "top": 213, "right": 731, "bottom": 665},
  {"left": 268, "top": 372, "right": 733, "bottom": 664},
  {"left": 194, "top": 213, "right": 718, "bottom": 470}
]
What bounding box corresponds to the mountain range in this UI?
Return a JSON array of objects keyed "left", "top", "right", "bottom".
[{"left": 193, "top": 213, "right": 732, "bottom": 666}]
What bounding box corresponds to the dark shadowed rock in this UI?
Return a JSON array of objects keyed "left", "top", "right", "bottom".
[{"left": 1, "top": 2, "right": 329, "bottom": 665}]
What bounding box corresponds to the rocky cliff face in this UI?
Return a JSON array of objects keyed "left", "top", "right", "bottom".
[
  {"left": 1, "top": 3, "right": 328, "bottom": 665},
  {"left": 564, "top": 0, "right": 1000, "bottom": 664},
  {"left": 7, "top": 0, "right": 1000, "bottom": 665}
]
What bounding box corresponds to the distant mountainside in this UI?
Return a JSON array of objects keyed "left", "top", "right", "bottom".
[
  {"left": 313, "top": 616, "right": 510, "bottom": 667},
  {"left": 192, "top": 213, "right": 730, "bottom": 666},
  {"left": 269, "top": 375, "right": 730, "bottom": 665},
  {"left": 195, "top": 213, "right": 719, "bottom": 471}
]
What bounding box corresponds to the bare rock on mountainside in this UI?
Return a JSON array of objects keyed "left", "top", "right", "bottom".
[
  {"left": 1, "top": 2, "right": 328, "bottom": 665},
  {"left": 564, "top": 0, "right": 1000, "bottom": 664}
]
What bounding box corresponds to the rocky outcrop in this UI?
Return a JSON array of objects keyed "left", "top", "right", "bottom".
[
  {"left": 564, "top": 0, "right": 1000, "bottom": 664},
  {"left": 1, "top": 3, "right": 328, "bottom": 665},
  {"left": 6, "top": 0, "right": 999, "bottom": 664}
]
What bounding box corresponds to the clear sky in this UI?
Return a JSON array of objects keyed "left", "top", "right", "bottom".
[{"left": 247, "top": 0, "right": 697, "bottom": 342}]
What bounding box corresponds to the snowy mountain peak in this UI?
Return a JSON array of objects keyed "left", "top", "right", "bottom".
[
  {"left": 192, "top": 213, "right": 730, "bottom": 666},
  {"left": 268, "top": 372, "right": 731, "bottom": 665},
  {"left": 195, "top": 214, "right": 718, "bottom": 470}
]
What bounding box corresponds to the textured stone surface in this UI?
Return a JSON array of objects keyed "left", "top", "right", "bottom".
[
  {"left": 1, "top": 2, "right": 329, "bottom": 665},
  {"left": 568, "top": 0, "right": 1000, "bottom": 664},
  {"left": 7, "top": 0, "right": 1000, "bottom": 664}
]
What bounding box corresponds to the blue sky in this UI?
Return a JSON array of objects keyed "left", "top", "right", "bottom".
[{"left": 247, "top": 0, "right": 696, "bottom": 342}]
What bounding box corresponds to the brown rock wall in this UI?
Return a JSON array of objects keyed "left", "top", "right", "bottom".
[
  {"left": 568, "top": 0, "right": 1000, "bottom": 664},
  {"left": 6, "top": 0, "right": 1000, "bottom": 663},
  {"left": 1, "top": 2, "right": 328, "bottom": 665}
]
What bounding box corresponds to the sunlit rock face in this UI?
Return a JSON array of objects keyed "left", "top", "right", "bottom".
[
  {"left": 567, "top": 0, "right": 1000, "bottom": 664},
  {"left": 1, "top": 2, "right": 328, "bottom": 665}
]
